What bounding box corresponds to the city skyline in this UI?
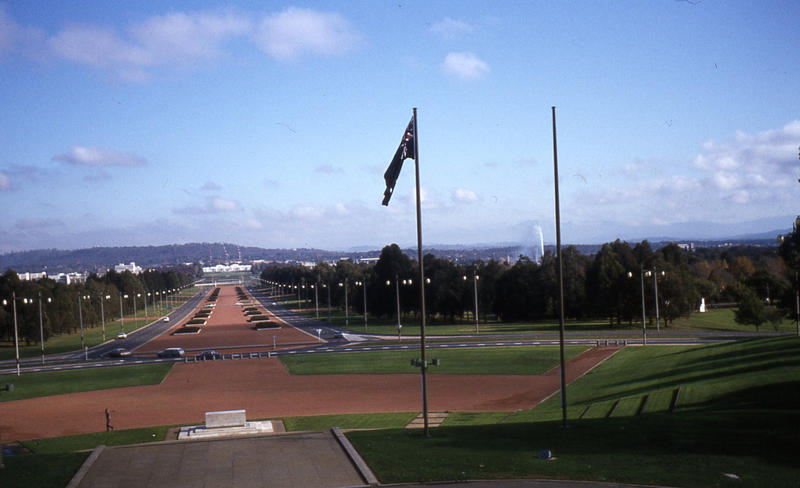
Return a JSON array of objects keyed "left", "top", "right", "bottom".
[{"left": 1, "top": 1, "right": 799, "bottom": 253}]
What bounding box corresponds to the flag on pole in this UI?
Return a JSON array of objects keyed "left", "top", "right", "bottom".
[{"left": 382, "top": 117, "right": 416, "bottom": 206}]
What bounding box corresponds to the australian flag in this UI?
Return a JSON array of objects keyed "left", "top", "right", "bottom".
[{"left": 382, "top": 116, "right": 415, "bottom": 206}]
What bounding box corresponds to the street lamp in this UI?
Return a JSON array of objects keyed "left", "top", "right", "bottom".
[
  {"left": 386, "top": 277, "right": 402, "bottom": 338},
  {"left": 651, "top": 269, "right": 666, "bottom": 332},
  {"left": 100, "top": 294, "right": 110, "bottom": 342},
  {"left": 38, "top": 293, "right": 52, "bottom": 365},
  {"left": 78, "top": 295, "right": 91, "bottom": 353},
  {"left": 463, "top": 273, "right": 480, "bottom": 333},
  {"left": 339, "top": 278, "right": 349, "bottom": 326},
  {"left": 121, "top": 294, "right": 128, "bottom": 333},
  {"left": 3, "top": 292, "right": 30, "bottom": 375},
  {"left": 628, "top": 269, "right": 649, "bottom": 345},
  {"left": 311, "top": 284, "right": 319, "bottom": 320},
  {"left": 355, "top": 280, "right": 367, "bottom": 332}
]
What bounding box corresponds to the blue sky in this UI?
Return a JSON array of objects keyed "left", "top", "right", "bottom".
[{"left": 1, "top": 1, "right": 799, "bottom": 253}]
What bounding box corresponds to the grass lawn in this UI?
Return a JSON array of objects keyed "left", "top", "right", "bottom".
[
  {"left": 283, "top": 412, "right": 417, "bottom": 431},
  {"left": 348, "top": 336, "right": 800, "bottom": 487},
  {"left": 280, "top": 346, "right": 588, "bottom": 375},
  {"left": 290, "top": 302, "right": 799, "bottom": 336},
  {"left": 0, "top": 363, "right": 173, "bottom": 402}
]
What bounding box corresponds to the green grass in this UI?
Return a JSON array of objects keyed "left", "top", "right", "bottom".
[
  {"left": 1, "top": 452, "right": 89, "bottom": 488},
  {"left": 1, "top": 426, "right": 173, "bottom": 488},
  {"left": 296, "top": 304, "right": 799, "bottom": 336},
  {"left": 280, "top": 346, "right": 588, "bottom": 375},
  {"left": 283, "top": 412, "right": 417, "bottom": 431},
  {"left": 0, "top": 363, "right": 173, "bottom": 402},
  {"left": 347, "top": 337, "right": 800, "bottom": 487},
  {"left": 347, "top": 411, "right": 800, "bottom": 488}
]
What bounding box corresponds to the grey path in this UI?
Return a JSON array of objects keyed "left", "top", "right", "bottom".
[{"left": 71, "top": 431, "right": 368, "bottom": 488}]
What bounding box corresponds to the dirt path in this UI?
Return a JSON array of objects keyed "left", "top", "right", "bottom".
[{"left": 0, "top": 286, "right": 621, "bottom": 441}]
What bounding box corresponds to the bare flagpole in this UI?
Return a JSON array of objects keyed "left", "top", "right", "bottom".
[
  {"left": 412, "top": 107, "right": 431, "bottom": 437},
  {"left": 552, "top": 106, "right": 568, "bottom": 428}
]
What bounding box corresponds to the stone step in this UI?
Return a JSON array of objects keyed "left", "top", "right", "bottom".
[{"left": 405, "top": 412, "right": 448, "bottom": 429}]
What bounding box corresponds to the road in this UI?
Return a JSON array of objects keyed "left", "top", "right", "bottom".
[{"left": 0, "top": 285, "right": 786, "bottom": 376}]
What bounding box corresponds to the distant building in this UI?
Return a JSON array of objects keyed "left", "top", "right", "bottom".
[
  {"left": 202, "top": 263, "right": 252, "bottom": 273},
  {"left": 18, "top": 271, "right": 48, "bottom": 281},
  {"left": 53, "top": 272, "right": 87, "bottom": 284},
  {"left": 114, "top": 262, "right": 143, "bottom": 274}
]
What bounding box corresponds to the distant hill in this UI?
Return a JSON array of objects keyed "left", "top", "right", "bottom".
[{"left": 0, "top": 236, "right": 783, "bottom": 275}]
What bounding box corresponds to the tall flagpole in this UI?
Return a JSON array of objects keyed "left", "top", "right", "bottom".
[
  {"left": 413, "top": 107, "right": 430, "bottom": 437},
  {"left": 552, "top": 106, "right": 568, "bottom": 428}
]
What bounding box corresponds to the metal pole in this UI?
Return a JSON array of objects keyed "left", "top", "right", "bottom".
[
  {"left": 100, "top": 296, "right": 106, "bottom": 342},
  {"left": 315, "top": 284, "right": 319, "bottom": 320},
  {"left": 795, "top": 271, "right": 799, "bottom": 337},
  {"left": 78, "top": 296, "right": 85, "bottom": 352},
  {"left": 39, "top": 292, "right": 45, "bottom": 365},
  {"left": 552, "top": 106, "right": 568, "bottom": 428},
  {"left": 344, "top": 278, "right": 349, "bottom": 326},
  {"left": 640, "top": 269, "right": 647, "bottom": 345},
  {"left": 653, "top": 269, "right": 661, "bottom": 332},
  {"left": 144, "top": 293, "right": 148, "bottom": 322},
  {"left": 133, "top": 293, "right": 137, "bottom": 328},
  {"left": 363, "top": 282, "right": 368, "bottom": 332},
  {"left": 395, "top": 276, "right": 401, "bottom": 338},
  {"left": 12, "top": 292, "right": 21, "bottom": 376},
  {"left": 412, "top": 107, "right": 430, "bottom": 437},
  {"left": 327, "top": 284, "right": 332, "bottom": 323},
  {"left": 473, "top": 274, "right": 479, "bottom": 333}
]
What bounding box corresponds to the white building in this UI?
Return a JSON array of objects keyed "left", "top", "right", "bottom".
[{"left": 114, "top": 262, "right": 143, "bottom": 274}]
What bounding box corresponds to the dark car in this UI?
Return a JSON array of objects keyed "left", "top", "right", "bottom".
[
  {"left": 157, "top": 347, "right": 185, "bottom": 358},
  {"left": 196, "top": 350, "right": 222, "bottom": 360},
  {"left": 107, "top": 347, "right": 131, "bottom": 358}
]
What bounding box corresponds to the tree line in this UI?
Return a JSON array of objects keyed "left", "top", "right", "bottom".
[
  {"left": 260, "top": 231, "right": 800, "bottom": 330},
  {"left": 0, "top": 268, "right": 196, "bottom": 345}
]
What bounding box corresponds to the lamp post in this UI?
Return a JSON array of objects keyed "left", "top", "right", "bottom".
[
  {"left": 325, "top": 283, "right": 332, "bottom": 322},
  {"left": 78, "top": 295, "right": 89, "bottom": 353},
  {"left": 312, "top": 284, "right": 319, "bottom": 319},
  {"left": 387, "top": 277, "right": 402, "bottom": 339},
  {"left": 121, "top": 294, "right": 128, "bottom": 333},
  {"left": 355, "top": 280, "right": 367, "bottom": 332},
  {"left": 339, "top": 278, "right": 349, "bottom": 326},
  {"left": 463, "top": 273, "right": 480, "bottom": 333},
  {"left": 628, "top": 269, "right": 649, "bottom": 345},
  {"left": 144, "top": 293, "right": 149, "bottom": 322},
  {"left": 38, "top": 292, "right": 51, "bottom": 365},
  {"left": 100, "top": 294, "right": 110, "bottom": 342},
  {"left": 3, "top": 292, "right": 28, "bottom": 376},
  {"left": 651, "top": 268, "right": 665, "bottom": 332}
]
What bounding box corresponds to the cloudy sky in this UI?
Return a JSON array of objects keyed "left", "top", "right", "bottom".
[{"left": 1, "top": 1, "right": 799, "bottom": 253}]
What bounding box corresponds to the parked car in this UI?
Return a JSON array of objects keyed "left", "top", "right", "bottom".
[
  {"left": 116, "top": 332, "right": 128, "bottom": 339},
  {"left": 162, "top": 316, "right": 170, "bottom": 322},
  {"left": 107, "top": 347, "right": 131, "bottom": 358},
  {"left": 196, "top": 350, "right": 222, "bottom": 360},
  {"left": 157, "top": 347, "right": 185, "bottom": 358}
]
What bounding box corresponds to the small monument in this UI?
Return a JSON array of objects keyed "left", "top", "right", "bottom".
[
  {"left": 178, "top": 409, "right": 273, "bottom": 439},
  {"left": 699, "top": 298, "right": 707, "bottom": 313}
]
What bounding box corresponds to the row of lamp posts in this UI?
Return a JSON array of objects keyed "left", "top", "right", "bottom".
[{"left": 2, "top": 286, "right": 185, "bottom": 375}]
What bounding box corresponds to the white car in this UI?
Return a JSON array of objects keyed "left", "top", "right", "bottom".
[
  {"left": 116, "top": 332, "right": 128, "bottom": 339},
  {"left": 162, "top": 316, "right": 170, "bottom": 322}
]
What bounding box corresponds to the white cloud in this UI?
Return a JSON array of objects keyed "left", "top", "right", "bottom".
[
  {"left": 694, "top": 120, "right": 800, "bottom": 197},
  {"left": 253, "top": 7, "right": 357, "bottom": 60},
  {"left": 53, "top": 146, "right": 146, "bottom": 167},
  {"left": 201, "top": 181, "right": 222, "bottom": 191},
  {"left": 452, "top": 188, "right": 478, "bottom": 203},
  {"left": 211, "top": 197, "right": 240, "bottom": 212},
  {"left": 315, "top": 164, "right": 344, "bottom": 174},
  {"left": 430, "top": 17, "right": 474, "bottom": 39},
  {"left": 441, "top": 52, "right": 490, "bottom": 80},
  {"left": 291, "top": 205, "right": 324, "bottom": 221},
  {"left": 0, "top": 171, "right": 10, "bottom": 190},
  {"left": 0, "top": 5, "right": 45, "bottom": 60},
  {"left": 47, "top": 9, "right": 250, "bottom": 81}
]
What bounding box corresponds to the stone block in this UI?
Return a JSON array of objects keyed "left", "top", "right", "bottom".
[{"left": 206, "top": 409, "right": 246, "bottom": 429}]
